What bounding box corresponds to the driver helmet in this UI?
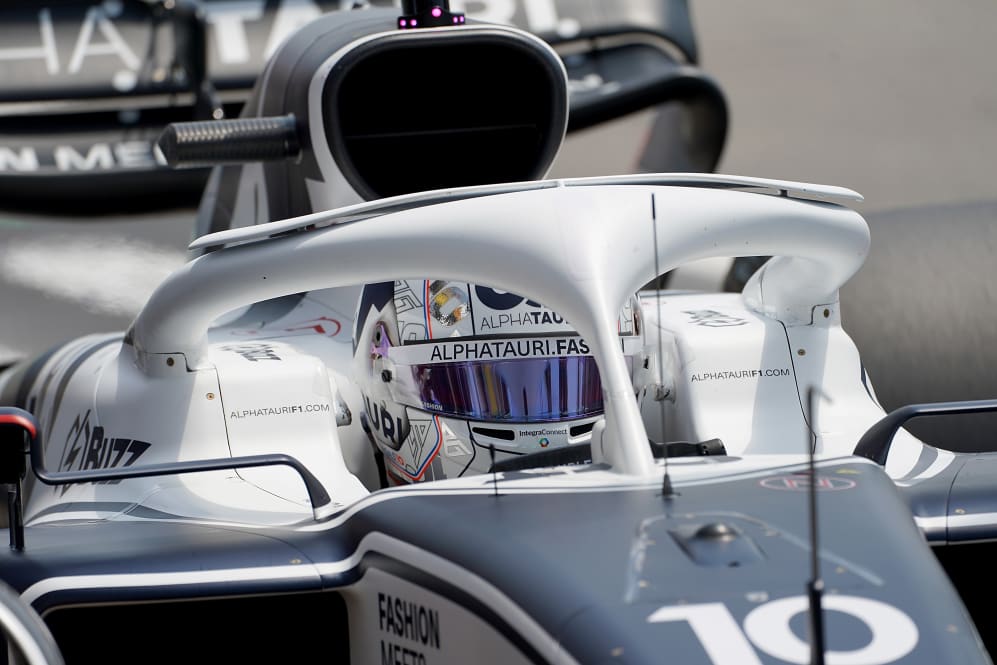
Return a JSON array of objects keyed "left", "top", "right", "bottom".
[{"left": 353, "top": 279, "right": 645, "bottom": 485}]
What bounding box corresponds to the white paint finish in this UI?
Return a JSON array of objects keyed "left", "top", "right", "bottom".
[
  {"left": 743, "top": 595, "right": 918, "bottom": 665},
  {"left": 131, "top": 184, "right": 868, "bottom": 477},
  {"left": 648, "top": 602, "right": 765, "bottom": 665},
  {"left": 645, "top": 291, "right": 811, "bottom": 455},
  {"left": 890, "top": 444, "right": 955, "bottom": 485},
  {"left": 649, "top": 596, "right": 919, "bottom": 665},
  {"left": 20, "top": 331, "right": 358, "bottom": 524},
  {"left": 205, "top": 286, "right": 377, "bottom": 488},
  {"left": 22, "top": 334, "right": 122, "bottom": 446},
  {"left": 21, "top": 562, "right": 321, "bottom": 607},
  {"left": 563, "top": 173, "right": 862, "bottom": 201},
  {"left": 211, "top": 339, "right": 368, "bottom": 507},
  {"left": 190, "top": 173, "right": 863, "bottom": 251},
  {"left": 642, "top": 286, "right": 933, "bottom": 465},
  {"left": 947, "top": 512, "right": 997, "bottom": 529},
  {"left": 190, "top": 181, "right": 554, "bottom": 251},
  {"left": 913, "top": 516, "right": 946, "bottom": 529},
  {"left": 782, "top": 312, "right": 893, "bottom": 457}
]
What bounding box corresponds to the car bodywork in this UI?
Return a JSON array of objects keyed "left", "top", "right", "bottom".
[
  {"left": 1, "top": 5, "right": 996, "bottom": 665},
  {"left": 2, "top": 173, "right": 997, "bottom": 664}
]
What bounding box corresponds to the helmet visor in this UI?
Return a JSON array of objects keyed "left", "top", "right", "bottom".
[{"left": 408, "top": 356, "right": 604, "bottom": 423}]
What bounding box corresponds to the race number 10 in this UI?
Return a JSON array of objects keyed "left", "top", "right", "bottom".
[{"left": 648, "top": 595, "right": 918, "bottom": 665}]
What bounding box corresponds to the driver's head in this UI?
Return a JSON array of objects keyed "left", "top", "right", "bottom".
[{"left": 352, "top": 280, "right": 644, "bottom": 484}]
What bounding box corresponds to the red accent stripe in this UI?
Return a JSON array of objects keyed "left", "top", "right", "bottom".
[
  {"left": 387, "top": 416, "right": 444, "bottom": 483},
  {"left": 0, "top": 413, "right": 36, "bottom": 438},
  {"left": 424, "top": 281, "right": 434, "bottom": 340}
]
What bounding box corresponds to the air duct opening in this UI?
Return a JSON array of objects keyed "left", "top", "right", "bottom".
[{"left": 326, "top": 34, "right": 567, "bottom": 199}]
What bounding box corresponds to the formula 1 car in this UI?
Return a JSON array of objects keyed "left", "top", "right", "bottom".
[
  {"left": 2, "top": 4, "right": 997, "bottom": 665},
  {"left": 5, "top": 174, "right": 997, "bottom": 665},
  {"left": 0, "top": 0, "right": 726, "bottom": 211}
]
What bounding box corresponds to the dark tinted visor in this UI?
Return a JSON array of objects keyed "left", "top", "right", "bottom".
[{"left": 409, "top": 356, "right": 604, "bottom": 423}]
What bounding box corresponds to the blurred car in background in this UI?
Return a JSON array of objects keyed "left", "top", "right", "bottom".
[{"left": 0, "top": 0, "right": 727, "bottom": 212}]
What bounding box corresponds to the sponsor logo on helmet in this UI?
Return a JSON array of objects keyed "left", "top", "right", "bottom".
[
  {"left": 473, "top": 286, "right": 542, "bottom": 311},
  {"left": 519, "top": 428, "right": 568, "bottom": 438},
  {"left": 362, "top": 395, "right": 407, "bottom": 450},
  {"left": 429, "top": 337, "right": 589, "bottom": 362},
  {"left": 428, "top": 281, "right": 470, "bottom": 327},
  {"left": 472, "top": 285, "right": 571, "bottom": 333}
]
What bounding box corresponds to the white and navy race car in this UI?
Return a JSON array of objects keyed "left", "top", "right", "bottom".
[
  {"left": 3, "top": 170, "right": 997, "bottom": 665},
  {"left": 1, "top": 4, "right": 996, "bottom": 664}
]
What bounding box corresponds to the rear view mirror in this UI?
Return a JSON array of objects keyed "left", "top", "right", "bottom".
[{"left": 564, "top": 43, "right": 727, "bottom": 172}]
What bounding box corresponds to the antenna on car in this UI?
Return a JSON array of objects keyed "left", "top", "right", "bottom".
[
  {"left": 651, "top": 193, "right": 675, "bottom": 498},
  {"left": 488, "top": 443, "right": 500, "bottom": 497},
  {"left": 146, "top": 0, "right": 224, "bottom": 120},
  {"left": 397, "top": 0, "right": 466, "bottom": 29},
  {"left": 805, "top": 385, "right": 827, "bottom": 665}
]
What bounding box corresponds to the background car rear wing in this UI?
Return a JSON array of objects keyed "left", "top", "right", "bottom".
[{"left": 0, "top": 0, "right": 726, "bottom": 211}]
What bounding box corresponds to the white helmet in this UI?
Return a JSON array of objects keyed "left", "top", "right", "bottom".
[{"left": 353, "top": 279, "right": 644, "bottom": 485}]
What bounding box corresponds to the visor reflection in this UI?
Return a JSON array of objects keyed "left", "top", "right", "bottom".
[{"left": 411, "top": 356, "right": 604, "bottom": 423}]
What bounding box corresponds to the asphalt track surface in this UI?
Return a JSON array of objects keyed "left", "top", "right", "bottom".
[{"left": 1, "top": 0, "right": 995, "bottom": 450}]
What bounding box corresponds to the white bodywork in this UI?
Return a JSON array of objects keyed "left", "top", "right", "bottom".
[{"left": 21, "top": 175, "right": 936, "bottom": 526}]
